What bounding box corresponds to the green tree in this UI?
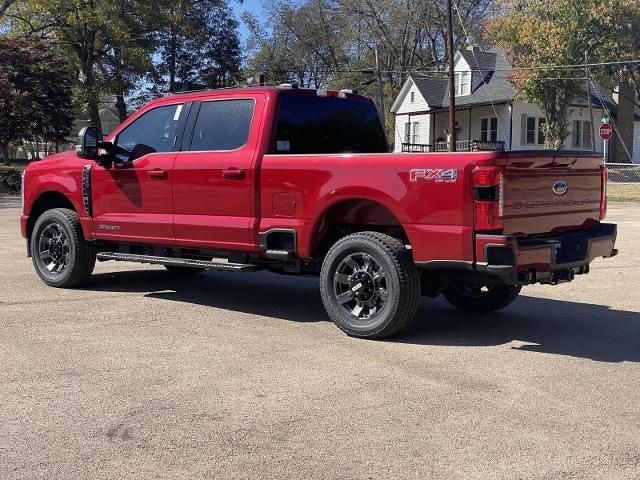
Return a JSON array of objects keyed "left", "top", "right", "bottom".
[
  {"left": 4, "top": 0, "right": 154, "bottom": 132},
  {"left": 0, "top": 0, "right": 17, "bottom": 18},
  {"left": 243, "top": 0, "right": 493, "bottom": 139},
  {"left": 202, "top": 0, "right": 241, "bottom": 88},
  {"left": 486, "top": 0, "right": 640, "bottom": 150},
  {"left": 149, "top": 0, "right": 240, "bottom": 93},
  {"left": 0, "top": 36, "right": 74, "bottom": 163},
  {"left": 104, "top": 0, "right": 155, "bottom": 122}
]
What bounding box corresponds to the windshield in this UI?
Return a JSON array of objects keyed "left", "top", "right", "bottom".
[{"left": 272, "top": 93, "right": 388, "bottom": 154}]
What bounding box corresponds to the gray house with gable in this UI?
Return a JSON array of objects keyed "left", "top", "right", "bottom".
[{"left": 390, "top": 47, "right": 639, "bottom": 163}]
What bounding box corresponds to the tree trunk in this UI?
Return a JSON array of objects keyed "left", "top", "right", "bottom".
[
  {"left": 1, "top": 143, "right": 9, "bottom": 165},
  {"left": 77, "top": 30, "right": 103, "bottom": 135},
  {"left": 89, "top": 102, "right": 102, "bottom": 137},
  {"left": 115, "top": 94, "right": 127, "bottom": 123},
  {"left": 169, "top": 23, "right": 177, "bottom": 93}
]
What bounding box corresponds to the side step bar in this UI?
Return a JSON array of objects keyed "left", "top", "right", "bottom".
[{"left": 96, "top": 252, "right": 257, "bottom": 272}]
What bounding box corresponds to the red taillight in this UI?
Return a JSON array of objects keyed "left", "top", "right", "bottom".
[
  {"left": 600, "top": 164, "right": 608, "bottom": 220},
  {"left": 473, "top": 166, "right": 502, "bottom": 186},
  {"left": 472, "top": 166, "right": 504, "bottom": 231}
]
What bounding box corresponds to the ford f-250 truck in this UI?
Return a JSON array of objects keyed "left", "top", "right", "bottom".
[{"left": 20, "top": 86, "right": 618, "bottom": 338}]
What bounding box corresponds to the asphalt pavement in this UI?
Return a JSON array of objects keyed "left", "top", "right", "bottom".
[{"left": 1, "top": 198, "right": 639, "bottom": 479}]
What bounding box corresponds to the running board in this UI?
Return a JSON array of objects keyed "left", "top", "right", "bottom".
[{"left": 96, "top": 252, "right": 257, "bottom": 272}]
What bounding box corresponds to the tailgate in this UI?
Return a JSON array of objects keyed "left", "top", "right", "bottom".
[{"left": 501, "top": 152, "right": 603, "bottom": 235}]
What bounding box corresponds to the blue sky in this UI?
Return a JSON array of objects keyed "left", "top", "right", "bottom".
[{"left": 231, "top": 0, "right": 264, "bottom": 44}]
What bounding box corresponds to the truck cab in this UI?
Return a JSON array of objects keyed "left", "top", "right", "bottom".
[{"left": 20, "top": 86, "right": 618, "bottom": 338}]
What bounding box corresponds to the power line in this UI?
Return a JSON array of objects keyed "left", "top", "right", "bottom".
[
  {"left": 380, "top": 59, "right": 640, "bottom": 74},
  {"left": 453, "top": 1, "right": 507, "bottom": 143}
]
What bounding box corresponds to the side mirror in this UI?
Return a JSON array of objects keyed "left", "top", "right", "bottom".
[{"left": 76, "top": 126, "right": 102, "bottom": 160}]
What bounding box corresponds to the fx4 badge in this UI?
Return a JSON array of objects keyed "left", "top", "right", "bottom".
[{"left": 409, "top": 168, "right": 458, "bottom": 183}]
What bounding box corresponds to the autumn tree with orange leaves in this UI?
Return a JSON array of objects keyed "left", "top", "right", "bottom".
[{"left": 486, "top": 0, "right": 640, "bottom": 150}]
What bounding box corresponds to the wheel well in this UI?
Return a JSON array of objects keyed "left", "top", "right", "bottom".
[
  {"left": 311, "top": 199, "right": 409, "bottom": 258},
  {"left": 27, "top": 191, "right": 76, "bottom": 239}
]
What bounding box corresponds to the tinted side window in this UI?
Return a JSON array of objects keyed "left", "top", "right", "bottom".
[
  {"left": 116, "top": 104, "right": 183, "bottom": 161},
  {"left": 273, "top": 95, "right": 387, "bottom": 154},
  {"left": 190, "top": 99, "right": 254, "bottom": 151}
]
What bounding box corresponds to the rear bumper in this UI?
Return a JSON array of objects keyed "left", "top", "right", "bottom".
[{"left": 475, "top": 223, "right": 617, "bottom": 285}]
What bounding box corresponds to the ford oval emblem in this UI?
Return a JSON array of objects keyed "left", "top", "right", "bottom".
[{"left": 552, "top": 180, "right": 569, "bottom": 196}]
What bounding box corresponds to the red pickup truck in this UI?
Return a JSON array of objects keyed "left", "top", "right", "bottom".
[{"left": 20, "top": 86, "right": 617, "bottom": 338}]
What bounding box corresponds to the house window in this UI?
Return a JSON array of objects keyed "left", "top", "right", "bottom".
[
  {"left": 480, "top": 117, "right": 498, "bottom": 142},
  {"left": 454, "top": 72, "right": 471, "bottom": 96},
  {"left": 525, "top": 116, "right": 546, "bottom": 145},
  {"left": 526, "top": 117, "right": 536, "bottom": 144},
  {"left": 538, "top": 118, "right": 546, "bottom": 145},
  {"left": 410, "top": 91, "right": 415, "bottom": 103},
  {"left": 404, "top": 122, "right": 411, "bottom": 143},
  {"left": 412, "top": 122, "right": 420, "bottom": 144},
  {"left": 573, "top": 120, "right": 592, "bottom": 148}
]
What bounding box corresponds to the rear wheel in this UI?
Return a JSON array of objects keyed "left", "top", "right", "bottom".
[
  {"left": 443, "top": 282, "right": 521, "bottom": 313},
  {"left": 320, "top": 232, "right": 419, "bottom": 339},
  {"left": 31, "top": 208, "right": 96, "bottom": 288}
]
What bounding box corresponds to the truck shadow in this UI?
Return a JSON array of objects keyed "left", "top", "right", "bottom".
[
  {"left": 86, "top": 268, "right": 640, "bottom": 363},
  {"left": 396, "top": 296, "right": 640, "bottom": 363}
]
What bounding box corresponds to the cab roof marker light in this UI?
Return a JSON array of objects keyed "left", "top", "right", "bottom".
[
  {"left": 338, "top": 89, "right": 354, "bottom": 98},
  {"left": 317, "top": 88, "right": 339, "bottom": 97},
  {"left": 279, "top": 83, "right": 293, "bottom": 88}
]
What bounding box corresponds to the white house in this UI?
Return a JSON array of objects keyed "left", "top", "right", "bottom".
[
  {"left": 13, "top": 107, "right": 122, "bottom": 161},
  {"left": 390, "top": 47, "right": 640, "bottom": 163}
]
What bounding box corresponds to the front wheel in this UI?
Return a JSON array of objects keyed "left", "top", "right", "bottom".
[
  {"left": 31, "top": 208, "right": 96, "bottom": 288},
  {"left": 320, "top": 232, "right": 420, "bottom": 339},
  {"left": 443, "top": 282, "right": 521, "bottom": 313}
]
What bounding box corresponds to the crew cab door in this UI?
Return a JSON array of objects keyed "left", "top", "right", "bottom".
[
  {"left": 91, "top": 102, "right": 189, "bottom": 245},
  {"left": 172, "top": 95, "right": 264, "bottom": 251}
]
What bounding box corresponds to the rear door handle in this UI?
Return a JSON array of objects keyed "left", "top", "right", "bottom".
[
  {"left": 148, "top": 169, "right": 168, "bottom": 180},
  {"left": 223, "top": 168, "right": 245, "bottom": 180}
]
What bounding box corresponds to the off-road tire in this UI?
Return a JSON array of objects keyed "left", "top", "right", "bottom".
[
  {"left": 164, "top": 265, "right": 205, "bottom": 275},
  {"left": 31, "top": 208, "right": 96, "bottom": 288},
  {"left": 443, "top": 283, "right": 521, "bottom": 313},
  {"left": 320, "top": 231, "right": 420, "bottom": 339}
]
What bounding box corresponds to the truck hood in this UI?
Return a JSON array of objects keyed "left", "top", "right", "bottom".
[{"left": 24, "top": 150, "right": 83, "bottom": 175}]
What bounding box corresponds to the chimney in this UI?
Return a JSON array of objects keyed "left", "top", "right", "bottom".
[{"left": 466, "top": 45, "right": 481, "bottom": 54}]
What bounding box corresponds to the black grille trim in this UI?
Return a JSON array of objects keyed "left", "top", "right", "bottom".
[{"left": 82, "top": 164, "right": 92, "bottom": 216}]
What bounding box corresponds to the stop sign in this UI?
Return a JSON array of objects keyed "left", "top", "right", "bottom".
[{"left": 599, "top": 123, "right": 612, "bottom": 141}]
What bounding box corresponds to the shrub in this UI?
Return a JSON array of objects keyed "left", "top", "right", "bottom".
[{"left": 0, "top": 167, "right": 23, "bottom": 195}]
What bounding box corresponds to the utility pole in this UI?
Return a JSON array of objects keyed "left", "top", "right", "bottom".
[
  {"left": 446, "top": 0, "right": 457, "bottom": 152},
  {"left": 585, "top": 51, "right": 596, "bottom": 151},
  {"left": 375, "top": 47, "right": 386, "bottom": 130}
]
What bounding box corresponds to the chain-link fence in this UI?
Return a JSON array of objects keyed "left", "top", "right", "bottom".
[{"left": 606, "top": 163, "right": 640, "bottom": 183}]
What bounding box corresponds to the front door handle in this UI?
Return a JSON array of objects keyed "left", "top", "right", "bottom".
[
  {"left": 223, "top": 168, "right": 246, "bottom": 180},
  {"left": 148, "top": 169, "right": 168, "bottom": 180}
]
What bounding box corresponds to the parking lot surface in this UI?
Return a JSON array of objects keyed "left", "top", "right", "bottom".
[{"left": 1, "top": 198, "right": 639, "bottom": 480}]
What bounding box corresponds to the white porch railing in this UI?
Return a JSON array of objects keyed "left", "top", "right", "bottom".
[{"left": 401, "top": 140, "right": 505, "bottom": 153}]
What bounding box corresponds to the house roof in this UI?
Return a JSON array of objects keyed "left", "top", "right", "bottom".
[
  {"left": 409, "top": 48, "right": 518, "bottom": 110},
  {"left": 74, "top": 107, "right": 121, "bottom": 122},
  {"left": 412, "top": 77, "right": 448, "bottom": 106},
  {"left": 457, "top": 48, "right": 499, "bottom": 72},
  {"left": 394, "top": 47, "right": 636, "bottom": 118}
]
